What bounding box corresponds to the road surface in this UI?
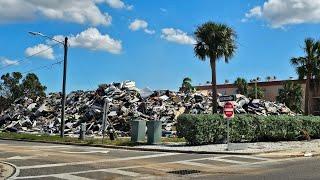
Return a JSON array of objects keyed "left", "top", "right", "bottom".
[{"left": 0, "top": 140, "right": 318, "bottom": 180}]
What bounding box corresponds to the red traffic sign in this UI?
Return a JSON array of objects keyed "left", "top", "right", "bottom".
[{"left": 223, "top": 102, "right": 234, "bottom": 119}]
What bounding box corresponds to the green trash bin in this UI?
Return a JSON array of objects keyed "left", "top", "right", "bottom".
[
  {"left": 130, "top": 120, "right": 146, "bottom": 143},
  {"left": 147, "top": 120, "right": 162, "bottom": 145}
]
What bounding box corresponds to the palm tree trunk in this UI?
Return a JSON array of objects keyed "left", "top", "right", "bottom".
[
  {"left": 305, "top": 76, "right": 311, "bottom": 115},
  {"left": 210, "top": 57, "right": 218, "bottom": 114}
]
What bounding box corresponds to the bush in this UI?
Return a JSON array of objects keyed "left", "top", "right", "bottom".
[{"left": 177, "top": 114, "right": 320, "bottom": 145}]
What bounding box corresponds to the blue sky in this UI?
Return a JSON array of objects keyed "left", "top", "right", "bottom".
[{"left": 0, "top": 0, "right": 319, "bottom": 92}]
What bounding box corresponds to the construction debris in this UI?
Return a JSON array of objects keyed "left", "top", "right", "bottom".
[{"left": 0, "top": 80, "right": 295, "bottom": 137}]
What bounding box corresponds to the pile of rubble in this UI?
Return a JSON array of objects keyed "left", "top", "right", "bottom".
[{"left": 0, "top": 81, "right": 295, "bottom": 137}]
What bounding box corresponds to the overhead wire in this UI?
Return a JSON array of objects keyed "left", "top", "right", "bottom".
[
  {"left": 22, "top": 60, "right": 63, "bottom": 75},
  {"left": 0, "top": 42, "right": 60, "bottom": 70}
]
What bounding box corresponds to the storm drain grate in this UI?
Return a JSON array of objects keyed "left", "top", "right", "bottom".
[{"left": 167, "top": 169, "right": 201, "bottom": 175}]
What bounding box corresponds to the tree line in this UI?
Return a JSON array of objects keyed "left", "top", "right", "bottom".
[
  {"left": 0, "top": 72, "right": 46, "bottom": 112},
  {"left": 181, "top": 21, "right": 319, "bottom": 115}
]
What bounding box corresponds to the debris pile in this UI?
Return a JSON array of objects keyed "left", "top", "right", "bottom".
[{"left": 0, "top": 81, "right": 295, "bottom": 136}]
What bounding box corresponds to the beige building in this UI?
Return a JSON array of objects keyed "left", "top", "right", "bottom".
[{"left": 194, "top": 79, "right": 320, "bottom": 115}]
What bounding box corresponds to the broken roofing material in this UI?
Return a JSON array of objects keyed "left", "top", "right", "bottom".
[{"left": 0, "top": 80, "right": 295, "bottom": 137}]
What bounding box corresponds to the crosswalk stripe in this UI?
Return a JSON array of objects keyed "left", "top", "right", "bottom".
[
  {"left": 53, "top": 174, "right": 94, "bottom": 180},
  {"left": 18, "top": 153, "right": 179, "bottom": 169}
]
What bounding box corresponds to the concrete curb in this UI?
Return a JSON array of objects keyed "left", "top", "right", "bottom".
[
  {"left": 0, "top": 161, "right": 18, "bottom": 180},
  {"left": 0, "top": 138, "right": 276, "bottom": 155}
]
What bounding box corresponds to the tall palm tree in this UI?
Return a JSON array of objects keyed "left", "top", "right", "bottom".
[
  {"left": 291, "top": 38, "right": 320, "bottom": 115},
  {"left": 181, "top": 77, "right": 194, "bottom": 93},
  {"left": 234, "top": 77, "right": 248, "bottom": 95},
  {"left": 194, "top": 22, "right": 237, "bottom": 113}
]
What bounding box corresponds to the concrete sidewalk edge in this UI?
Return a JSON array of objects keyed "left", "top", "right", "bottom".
[
  {"left": 0, "top": 161, "right": 19, "bottom": 180},
  {"left": 0, "top": 137, "right": 287, "bottom": 155}
]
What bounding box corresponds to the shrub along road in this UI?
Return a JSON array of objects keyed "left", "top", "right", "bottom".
[{"left": 0, "top": 140, "right": 319, "bottom": 180}]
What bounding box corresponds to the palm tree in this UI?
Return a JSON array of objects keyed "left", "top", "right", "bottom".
[
  {"left": 194, "top": 22, "right": 237, "bottom": 113},
  {"left": 291, "top": 38, "right": 320, "bottom": 115},
  {"left": 276, "top": 81, "right": 303, "bottom": 113},
  {"left": 181, "top": 77, "right": 194, "bottom": 93},
  {"left": 234, "top": 77, "right": 248, "bottom": 95}
]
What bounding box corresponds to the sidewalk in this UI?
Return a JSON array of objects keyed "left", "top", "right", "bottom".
[{"left": 136, "top": 139, "right": 320, "bottom": 156}]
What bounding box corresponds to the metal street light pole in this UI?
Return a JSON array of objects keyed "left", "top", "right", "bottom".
[{"left": 28, "top": 32, "right": 68, "bottom": 138}]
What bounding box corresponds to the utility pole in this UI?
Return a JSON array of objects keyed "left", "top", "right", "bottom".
[
  {"left": 60, "top": 37, "right": 68, "bottom": 138},
  {"left": 28, "top": 32, "right": 69, "bottom": 138}
]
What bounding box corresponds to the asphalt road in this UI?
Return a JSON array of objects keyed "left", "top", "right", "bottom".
[{"left": 0, "top": 140, "right": 318, "bottom": 180}]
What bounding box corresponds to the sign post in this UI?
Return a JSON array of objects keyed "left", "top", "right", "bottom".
[{"left": 223, "top": 101, "right": 234, "bottom": 151}]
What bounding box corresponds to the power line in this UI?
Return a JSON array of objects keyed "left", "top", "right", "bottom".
[
  {"left": 22, "top": 60, "right": 63, "bottom": 75},
  {"left": 0, "top": 42, "right": 60, "bottom": 70}
]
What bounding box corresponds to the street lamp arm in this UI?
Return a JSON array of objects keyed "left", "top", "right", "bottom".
[{"left": 28, "top": 31, "right": 64, "bottom": 44}]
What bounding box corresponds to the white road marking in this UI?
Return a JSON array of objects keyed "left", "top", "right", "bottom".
[
  {"left": 18, "top": 153, "right": 179, "bottom": 169},
  {"left": 53, "top": 174, "right": 93, "bottom": 180},
  {"left": 103, "top": 169, "right": 141, "bottom": 177},
  {"left": 30, "top": 145, "right": 73, "bottom": 149},
  {"left": 178, "top": 161, "right": 215, "bottom": 167},
  {"left": 227, "top": 155, "right": 271, "bottom": 161},
  {"left": 7, "top": 155, "right": 47, "bottom": 160},
  {"left": 60, "top": 150, "right": 109, "bottom": 154},
  {"left": 208, "top": 157, "right": 248, "bottom": 164},
  {"left": 13, "top": 166, "right": 144, "bottom": 179}
]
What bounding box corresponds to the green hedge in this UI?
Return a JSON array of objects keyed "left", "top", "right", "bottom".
[{"left": 176, "top": 114, "right": 320, "bottom": 145}]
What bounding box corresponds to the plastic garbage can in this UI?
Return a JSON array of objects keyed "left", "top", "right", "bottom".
[
  {"left": 147, "top": 120, "right": 162, "bottom": 145},
  {"left": 130, "top": 120, "right": 146, "bottom": 142}
]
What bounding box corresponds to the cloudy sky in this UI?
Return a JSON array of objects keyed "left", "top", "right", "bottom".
[{"left": 0, "top": 0, "right": 319, "bottom": 92}]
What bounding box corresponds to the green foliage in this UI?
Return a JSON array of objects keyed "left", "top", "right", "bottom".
[
  {"left": 194, "top": 22, "right": 237, "bottom": 62},
  {"left": 277, "top": 81, "right": 303, "bottom": 113},
  {"left": 181, "top": 77, "right": 195, "bottom": 93},
  {"left": 247, "top": 86, "right": 264, "bottom": 99},
  {"left": 177, "top": 114, "right": 320, "bottom": 145},
  {"left": 291, "top": 38, "right": 320, "bottom": 115},
  {"left": 22, "top": 73, "right": 47, "bottom": 100},
  {"left": 291, "top": 38, "right": 320, "bottom": 80},
  {"left": 0, "top": 72, "right": 46, "bottom": 111},
  {"left": 234, "top": 77, "right": 248, "bottom": 95}
]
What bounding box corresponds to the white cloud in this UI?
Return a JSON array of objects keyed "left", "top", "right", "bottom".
[
  {"left": 245, "top": 6, "right": 262, "bottom": 18},
  {"left": 129, "top": 19, "right": 148, "bottom": 31},
  {"left": 25, "top": 44, "right": 55, "bottom": 60},
  {"left": 161, "top": 28, "right": 195, "bottom": 45},
  {"left": 0, "top": 57, "right": 19, "bottom": 66},
  {"left": 144, "top": 29, "right": 155, "bottom": 35},
  {"left": 54, "top": 28, "right": 122, "bottom": 54},
  {"left": 105, "top": 0, "right": 133, "bottom": 10},
  {"left": 244, "top": 0, "right": 320, "bottom": 28},
  {"left": 129, "top": 19, "right": 155, "bottom": 35},
  {"left": 0, "top": 0, "right": 112, "bottom": 26}
]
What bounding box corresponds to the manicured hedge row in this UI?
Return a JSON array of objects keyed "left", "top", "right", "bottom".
[{"left": 176, "top": 114, "right": 320, "bottom": 145}]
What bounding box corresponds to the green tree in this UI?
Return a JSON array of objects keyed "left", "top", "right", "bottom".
[
  {"left": 194, "top": 22, "right": 237, "bottom": 113},
  {"left": 291, "top": 38, "right": 320, "bottom": 115},
  {"left": 0, "top": 72, "right": 46, "bottom": 110},
  {"left": 276, "top": 81, "right": 303, "bottom": 113},
  {"left": 0, "top": 72, "right": 23, "bottom": 102},
  {"left": 181, "top": 77, "right": 195, "bottom": 93},
  {"left": 247, "top": 86, "right": 264, "bottom": 99},
  {"left": 22, "top": 73, "right": 47, "bottom": 100},
  {"left": 234, "top": 77, "right": 248, "bottom": 95}
]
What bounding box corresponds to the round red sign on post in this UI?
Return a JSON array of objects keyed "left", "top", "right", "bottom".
[{"left": 223, "top": 102, "right": 234, "bottom": 119}]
